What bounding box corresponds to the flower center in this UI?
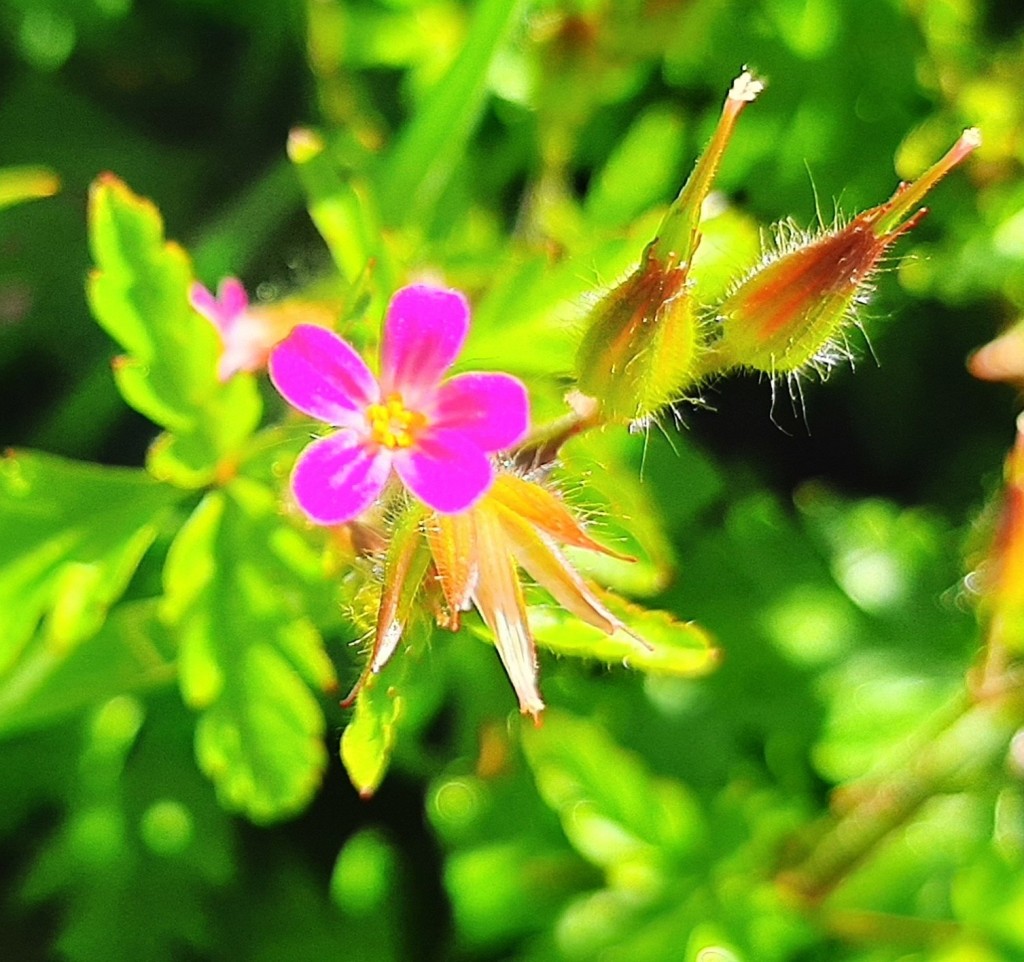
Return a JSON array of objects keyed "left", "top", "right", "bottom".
[{"left": 366, "top": 393, "right": 428, "bottom": 449}]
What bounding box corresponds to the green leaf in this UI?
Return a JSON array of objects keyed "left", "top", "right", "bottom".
[
  {"left": 584, "top": 104, "right": 687, "bottom": 230},
  {"left": 522, "top": 709, "right": 703, "bottom": 873},
  {"left": 288, "top": 127, "right": 378, "bottom": 288},
  {"left": 0, "top": 600, "right": 176, "bottom": 740},
  {"left": 22, "top": 694, "right": 235, "bottom": 962},
  {"left": 86, "top": 173, "right": 262, "bottom": 487},
  {"left": 0, "top": 164, "right": 60, "bottom": 210},
  {"left": 530, "top": 593, "right": 718, "bottom": 679},
  {"left": 340, "top": 618, "right": 432, "bottom": 798},
  {"left": 375, "top": 0, "right": 522, "bottom": 228},
  {"left": 340, "top": 670, "right": 405, "bottom": 801},
  {"left": 162, "top": 480, "right": 335, "bottom": 822},
  {"left": 0, "top": 450, "right": 181, "bottom": 678}
]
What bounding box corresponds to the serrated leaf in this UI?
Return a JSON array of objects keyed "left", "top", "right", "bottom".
[
  {"left": 86, "top": 173, "right": 262, "bottom": 487},
  {"left": 529, "top": 593, "right": 718, "bottom": 679},
  {"left": 0, "top": 450, "right": 181, "bottom": 677},
  {"left": 162, "top": 480, "right": 335, "bottom": 822},
  {"left": 522, "top": 710, "right": 703, "bottom": 872}
]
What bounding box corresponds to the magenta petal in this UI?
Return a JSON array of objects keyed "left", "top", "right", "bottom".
[
  {"left": 291, "top": 432, "right": 392, "bottom": 525},
  {"left": 432, "top": 372, "right": 529, "bottom": 452},
  {"left": 393, "top": 429, "right": 494, "bottom": 513},
  {"left": 189, "top": 282, "right": 223, "bottom": 326},
  {"left": 218, "top": 277, "right": 249, "bottom": 318},
  {"left": 380, "top": 285, "right": 469, "bottom": 401},
  {"left": 269, "top": 325, "right": 379, "bottom": 427}
]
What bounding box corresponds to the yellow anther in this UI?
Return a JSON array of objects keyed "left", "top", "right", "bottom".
[{"left": 366, "top": 393, "right": 427, "bottom": 449}]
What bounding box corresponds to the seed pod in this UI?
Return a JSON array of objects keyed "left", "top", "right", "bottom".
[{"left": 711, "top": 128, "right": 982, "bottom": 376}]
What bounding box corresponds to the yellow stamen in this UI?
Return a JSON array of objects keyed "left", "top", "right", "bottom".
[{"left": 366, "top": 393, "right": 428, "bottom": 449}]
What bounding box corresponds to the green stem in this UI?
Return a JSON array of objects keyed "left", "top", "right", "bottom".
[
  {"left": 653, "top": 71, "right": 762, "bottom": 269},
  {"left": 777, "top": 670, "right": 1024, "bottom": 905},
  {"left": 513, "top": 401, "right": 605, "bottom": 471},
  {"left": 820, "top": 908, "right": 962, "bottom": 947}
]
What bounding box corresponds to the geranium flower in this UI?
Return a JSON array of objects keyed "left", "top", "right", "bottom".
[
  {"left": 269, "top": 284, "right": 530, "bottom": 525},
  {"left": 190, "top": 277, "right": 288, "bottom": 382}
]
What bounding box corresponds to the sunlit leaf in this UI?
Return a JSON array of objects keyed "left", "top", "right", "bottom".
[
  {"left": 530, "top": 592, "right": 718, "bottom": 679},
  {"left": 0, "top": 450, "right": 181, "bottom": 678},
  {"left": 162, "top": 480, "right": 335, "bottom": 822},
  {"left": 0, "top": 164, "right": 59, "bottom": 211},
  {"left": 522, "top": 709, "right": 703, "bottom": 873},
  {"left": 86, "top": 174, "right": 262, "bottom": 487}
]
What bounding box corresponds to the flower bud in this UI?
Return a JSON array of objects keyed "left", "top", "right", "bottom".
[
  {"left": 711, "top": 128, "right": 982, "bottom": 376},
  {"left": 574, "top": 249, "right": 697, "bottom": 421},
  {"left": 968, "top": 318, "right": 1024, "bottom": 387},
  {"left": 575, "top": 70, "right": 763, "bottom": 422}
]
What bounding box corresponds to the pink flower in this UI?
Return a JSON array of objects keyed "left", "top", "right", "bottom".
[
  {"left": 268, "top": 284, "right": 530, "bottom": 524},
  {"left": 190, "top": 277, "right": 291, "bottom": 382}
]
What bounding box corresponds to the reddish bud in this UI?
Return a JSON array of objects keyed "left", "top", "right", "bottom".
[
  {"left": 574, "top": 250, "right": 698, "bottom": 421},
  {"left": 711, "top": 128, "right": 981, "bottom": 376},
  {"left": 574, "top": 70, "right": 763, "bottom": 422}
]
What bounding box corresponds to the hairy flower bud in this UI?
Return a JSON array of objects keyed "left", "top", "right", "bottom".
[
  {"left": 711, "top": 128, "right": 982, "bottom": 376},
  {"left": 575, "top": 70, "right": 763, "bottom": 422},
  {"left": 574, "top": 249, "right": 696, "bottom": 422}
]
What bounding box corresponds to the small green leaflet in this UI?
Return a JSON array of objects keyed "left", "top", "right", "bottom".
[
  {"left": 162, "top": 479, "right": 336, "bottom": 823},
  {"left": 0, "top": 450, "right": 181, "bottom": 678},
  {"left": 0, "top": 164, "right": 59, "bottom": 211}
]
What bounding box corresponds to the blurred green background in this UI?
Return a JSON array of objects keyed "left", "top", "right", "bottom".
[{"left": 2, "top": 1, "right": 1024, "bottom": 960}]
